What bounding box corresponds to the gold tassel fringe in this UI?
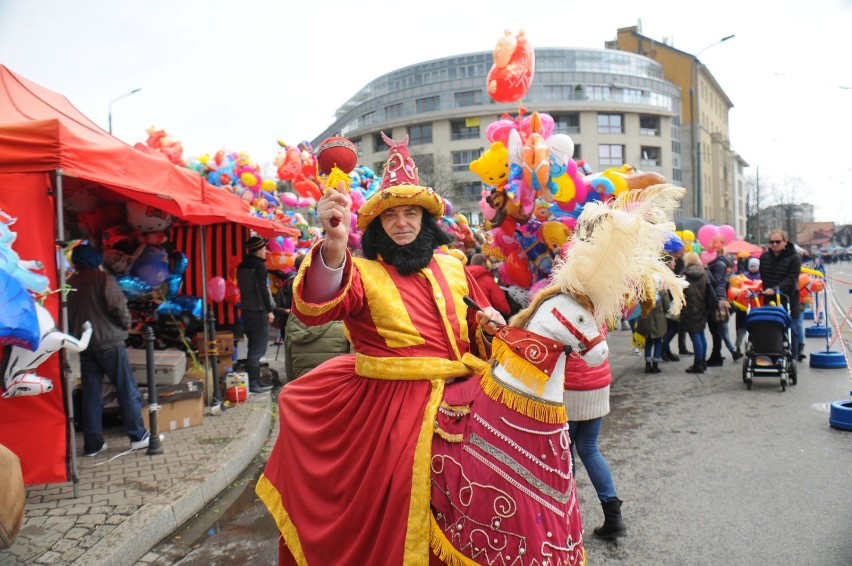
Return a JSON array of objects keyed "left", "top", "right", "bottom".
[
  {"left": 429, "top": 514, "right": 480, "bottom": 566},
  {"left": 480, "top": 370, "right": 566, "bottom": 424},
  {"left": 490, "top": 339, "right": 549, "bottom": 395}
]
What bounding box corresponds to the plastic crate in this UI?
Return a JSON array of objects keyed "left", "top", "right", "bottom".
[{"left": 128, "top": 349, "right": 187, "bottom": 385}]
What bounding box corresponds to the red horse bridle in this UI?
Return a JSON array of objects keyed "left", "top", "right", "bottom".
[{"left": 551, "top": 307, "right": 605, "bottom": 353}]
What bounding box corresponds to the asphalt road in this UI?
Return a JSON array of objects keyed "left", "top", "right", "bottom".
[
  {"left": 580, "top": 261, "right": 852, "bottom": 565},
  {"left": 152, "top": 261, "right": 852, "bottom": 565}
]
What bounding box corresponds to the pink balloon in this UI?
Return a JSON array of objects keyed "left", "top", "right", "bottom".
[
  {"left": 696, "top": 225, "right": 718, "bottom": 249},
  {"left": 718, "top": 224, "right": 736, "bottom": 245},
  {"left": 700, "top": 250, "right": 717, "bottom": 265},
  {"left": 207, "top": 276, "right": 226, "bottom": 303}
]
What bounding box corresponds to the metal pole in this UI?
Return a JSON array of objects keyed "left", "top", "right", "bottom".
[
  {"left": 107, "top": 88, "right": 141, "bottom": 135},
  {"left": 206, "top": 309, "right": 224, "bottom": 409},
  {"left": 144, "top": 326, "right": 163, "bottom": 455},
  {"left": 55, "top": 170, "right": 79, "bottom": 498}
]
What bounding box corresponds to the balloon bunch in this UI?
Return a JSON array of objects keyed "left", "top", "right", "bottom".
[
  {"left": 696, "top": 224, "right": 736, "bottom": 265},
  {"left": 145, "top": 126, "right": 186, "bottom": 166}
]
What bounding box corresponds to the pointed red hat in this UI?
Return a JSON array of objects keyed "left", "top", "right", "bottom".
[{"left": 356, "top": 132, "right": 445, "bottom": 231}]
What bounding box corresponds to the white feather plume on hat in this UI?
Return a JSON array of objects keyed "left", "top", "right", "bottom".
[{"left": 550, "top": 184, "right": 687, "bottom": 326}]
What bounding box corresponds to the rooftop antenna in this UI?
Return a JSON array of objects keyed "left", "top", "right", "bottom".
[{"left": 637, "top": 19, "right": 642, "bottom": 34}]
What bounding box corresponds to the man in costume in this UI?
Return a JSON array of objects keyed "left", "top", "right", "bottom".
[{"left": 256, "top": 133, "right": 505, "bottom": 565}]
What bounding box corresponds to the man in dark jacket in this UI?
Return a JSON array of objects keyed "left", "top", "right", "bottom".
[
  {"left": 67, "top": 244, "right": 149, "bottom": 457},
  {"left": 760, "top": 229, "right": 803, "bottom": 360},
  {"left": 236, "top": 236, "right": 274, "bottom": 394}
]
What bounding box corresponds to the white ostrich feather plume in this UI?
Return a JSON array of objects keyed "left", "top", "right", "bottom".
[{"left": 550, "top": 184, "right": 687, "bottom": 325}]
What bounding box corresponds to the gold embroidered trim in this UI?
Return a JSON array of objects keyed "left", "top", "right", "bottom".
[
  {"left": 439, "top": 401, "right": 470, "bottom": 417},
  {"left": 480, "top": 368, "right": 567, "bottom": 424},
  {"left": 255, "top": 474, "right": 308, "bottom": 566},
  {"left": 293, "top": 242, "right": 353, "bottom": 317},
  {"left": 435, "top": 426, "right": 465, "bottom": 443},
  {"left": 354, "top": 257, "right": 425, "bottom": 347},
  {"left": 404, "top": 379, "right": 444, "bottom": 564},
  {"left": 433, "top": 254, "right": 472, "bottom": 345},
  {"left": 355, "top": 352, "right": 487, "bottom": 380}
]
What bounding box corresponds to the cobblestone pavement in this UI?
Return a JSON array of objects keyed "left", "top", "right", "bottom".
[{"left": 0, "top": 339, "right": 284, "bottom": 566}]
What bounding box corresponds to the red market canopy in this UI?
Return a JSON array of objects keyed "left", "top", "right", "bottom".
[
  {"left": 0, "top": 65, "right": 290, "bottom": 238},
  {"left": 726, "top": 239, "right": 763, "bottom": 255}
]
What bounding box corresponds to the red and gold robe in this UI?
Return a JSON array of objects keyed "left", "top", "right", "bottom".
[{"left": 256, "top": 244, "right": 492, "bottom": 565}]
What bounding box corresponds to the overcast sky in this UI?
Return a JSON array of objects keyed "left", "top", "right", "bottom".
[{"left": 1, "top": 0, "right": 850, "bottom": 223}]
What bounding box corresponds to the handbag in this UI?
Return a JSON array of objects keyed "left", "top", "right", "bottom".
[{"left": 715, "top": 299, "right": 731, "bottom": 323}]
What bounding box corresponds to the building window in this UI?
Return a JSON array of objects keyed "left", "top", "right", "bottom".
[
  {"left": 452, "top": 149, "right": 482, "bottom": 172},
  {"left": 422, "top": 68, "right": 448, "bottom": 83},
  {"left": 451, "top": 118, "right": 480, "bottom": 140},
  {"left": 454, "top": 90, "right": 483, "bottom": 107},
  {"left": 542, "top": 85, "right": 574, "bottom": 102},
  {"left": 456, "top": 181, "right": 483, "bottom": 198},
  {"left": 416, "top": 95, "right": 440, "bottom": 113},
  {"left": 352, "top": 138, "right": 362, "bottom": 155},
  {"left": 573, "top": 144, "right": 582, "bottom": 160},
  {"left": 408, "top": 124, "right": 433, "bottom": 145},
  {"left": 623, "top": 88, "right": 643, "bottom": 103},
  {"left": 552, "top": 113, "right": 580, "bottom": 134},
  {"left": 640, "top": 146, "right": 661, "bottom": 167},
  {"left": 597, "top": 114, "right": 623, "bottom": 134},
  {"left": 362, "top": 111, "right": 376, "bottom": 125},
  {"left": 374, "top": 161, "right": 385, "bottom": 176},
  {"left": 385, "top": 103, "right": 402, "bottom": 120},
  {"left": 374, "top": 132, "right": 390, "bottom": 153},
  {"left": 598, "top": 144, "right": 624, "bottom": 167},
  {"left": 640, "top": 115, "right": 660, "bottom": 136},
  {"left": 588, "top": 85, "right": 612, "bottom": 101}
]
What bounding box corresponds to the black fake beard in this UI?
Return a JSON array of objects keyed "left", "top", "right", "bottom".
[{"left": 362, "top": 216, "right": 453, "bottom": 275}]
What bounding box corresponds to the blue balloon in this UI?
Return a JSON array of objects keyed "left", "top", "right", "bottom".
[
  {"left": 0, "top": 270, "right": 39, "bottom": 351},
  {"left": 116, "top": 274, "right": 152, "bottom": 300}
]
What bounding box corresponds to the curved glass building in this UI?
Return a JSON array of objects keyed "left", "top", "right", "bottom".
[{"left": 313, "top": 47, "right": 682, "bottom": 222}]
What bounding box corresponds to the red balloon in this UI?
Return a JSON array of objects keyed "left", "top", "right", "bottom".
[
  {"left": 487, "top": 30, "right": 535, "bottom": 103},
  {"left": 293, "top": 175, "right": 322, "bottom": 201},
  {"left": 224, "top": 281, "right": 241, "bottom": 305}
]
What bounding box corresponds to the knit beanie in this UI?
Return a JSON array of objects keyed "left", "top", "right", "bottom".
[
  {"left": 71, "top": 244, "right": 103, "bottom": 268},
  {"left": 245, "top": 236, "right": 268, "bottom": 254}
]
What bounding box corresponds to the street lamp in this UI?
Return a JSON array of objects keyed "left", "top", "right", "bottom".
[
  {"left": 690, "top": 34, "right": 735, "bottom": 219},
  {"left": 108, "top": 88, "right": 142, "bottom": 135}
]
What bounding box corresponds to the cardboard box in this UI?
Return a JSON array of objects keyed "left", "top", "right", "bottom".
[
  {"left": 192, "top": 331, "right": 235, "bottom": 358},
  {"left": 140, "top": 379, "right": 203, "bottom": 431},
  {"left": 128, "top": 349, "right": 187, "bottom": 386}
]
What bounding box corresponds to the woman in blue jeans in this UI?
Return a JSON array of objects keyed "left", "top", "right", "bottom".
[
  {"left": 680, "top": 251, "right": 712, "bottom": 373},
  {"left": 564, "top": 336, "right": 626, "bottom": 540}
]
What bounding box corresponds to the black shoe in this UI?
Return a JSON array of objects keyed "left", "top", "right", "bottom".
[
  {"left": 685, "top": 365, "right": 704, "bottom": 374},
  {"left": 706, "top": 358, "right": 724, "bottom": 367},
  {"left": 679, "top": 348, "right": 693, "bottom": 356},
  {"left": 668, "top": 352, "right": 680, "bottom": 362},
  {"left": 732, "top": 352, "right": 744, "bottom": 361},
  {"left": 797, "top": 353, "right": 807, "bottom": 362},
  {"left": 249, "top": 383, "right": 273, "bottom": 394},
  {"left": 660, "top": 351, "right": 672, "bottom": 362}
]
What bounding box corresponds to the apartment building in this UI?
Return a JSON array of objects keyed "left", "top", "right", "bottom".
[
  {"left": 312, "top": 45, "right": 682, "bottom": 225},
  {"left": 608, "top": 25, "right": 746, "bottom": 235}
]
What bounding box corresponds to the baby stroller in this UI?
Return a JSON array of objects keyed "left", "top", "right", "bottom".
[{"left": 742, "top": 294, "right": 796, "bottom": 391}]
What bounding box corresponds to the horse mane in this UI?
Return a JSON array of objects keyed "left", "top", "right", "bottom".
[
  {"left": 549, "top": 184, "right": 687, "bottom": 325},
  {"left": 509, "top": 285, "right": 595, "bottom": 329}
]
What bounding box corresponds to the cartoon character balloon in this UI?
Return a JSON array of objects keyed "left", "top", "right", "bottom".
[{"left": 487, "top": 29, "right": 535, "bottom": 103}]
